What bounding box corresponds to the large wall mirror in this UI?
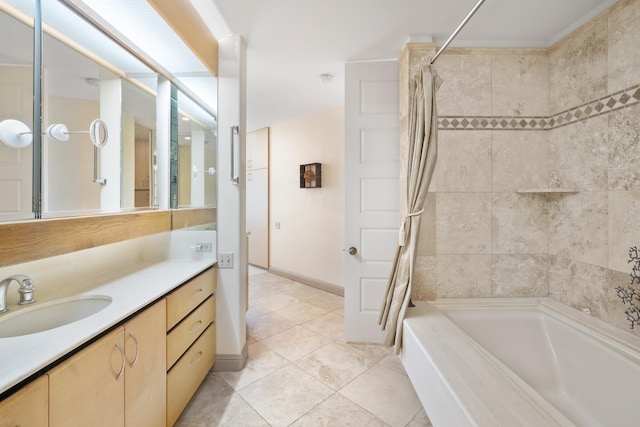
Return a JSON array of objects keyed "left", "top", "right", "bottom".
[
  {"left": 42, "top": 34, "right": 159, "bottom": 214},
  {"left": 41, "top": 1, "right": 159, "bottom": 216},
  {"left": 1, "top": 1, "right": 217, "bottom": 222},
  {"left": 0, "top": 5, "right": 34, "bottom": 221},
  {"left": 1, "top": 0, "right": 160, "bottom": 219}
]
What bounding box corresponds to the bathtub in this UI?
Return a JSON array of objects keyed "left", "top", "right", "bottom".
[{"left": 401, "top": 298, "right": 640, "bottom": 427}]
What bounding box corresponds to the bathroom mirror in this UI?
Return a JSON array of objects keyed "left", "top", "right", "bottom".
[
  {"left": 0, "top": 6, "right": 34, "bottom": 221},
  {"left": 0, "top": 0, "right": 161, "bottom": 218},
  {"left": 41, "top": 32, "right": 111, "bottom": 213},
  {"left": 172, "top": 87, "right": 217, "bottom": 209},
  {"left": 41, "top": 34, "right": 159, "bottom": 213},
  {"left": 2, "top": 0, "right": 217, "bottom": 219},
  {"left": 38, "top": 0, "right": 158, "bottom": 215}
]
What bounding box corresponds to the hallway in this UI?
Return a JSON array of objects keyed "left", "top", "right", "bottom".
[{"left": 176, "top": 270, "right": 430, "bottom": 426}]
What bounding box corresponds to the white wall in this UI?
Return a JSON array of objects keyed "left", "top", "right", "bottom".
[
  {"left": 269, "top": 106, "right": 345, "bottom": 288},
  {"left": 215, "top": 35, "right": 247, "bottom": 366}
]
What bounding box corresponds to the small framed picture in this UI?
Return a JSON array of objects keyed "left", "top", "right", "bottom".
[{"left": 300, "top": 163, "right": 322, "bottom": 188}]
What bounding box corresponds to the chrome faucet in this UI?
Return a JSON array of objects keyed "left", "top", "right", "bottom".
[{"left": 0, "top": 274, "right": 36, "bottom": 313}]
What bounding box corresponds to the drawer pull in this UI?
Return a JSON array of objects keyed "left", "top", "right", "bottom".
[
  {"left": 189, "top": 320, "right": 203, "bottom": 333},
  {"left": 190, "top": 288, "right": 204, "bottom": 298},
  {"left": 128, "top": 331, "right": 140, "bottom": 367},
  {"left": 190, "top": 351, "right": 204, "bottom": 366},
  {"left": 115, "top": 341, "right": 125, "bottom": 380}
]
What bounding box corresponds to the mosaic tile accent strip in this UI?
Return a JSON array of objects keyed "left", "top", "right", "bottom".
[
  {"left": 439, "top": 83, "right": 640, "bottom": 131},
  {"left": 438, "top": 116, "right": 550, "bottom": 131}
]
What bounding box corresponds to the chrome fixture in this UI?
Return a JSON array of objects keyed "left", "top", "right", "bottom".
[
  {"left": 0, "top": 274, "right": 36, "bottom": 314},
  {"left": 430, "top": 0, "right": 486, "bottom": 64},
  {"left": 230, "top": 125, "right": 239, "bottom": 184}
]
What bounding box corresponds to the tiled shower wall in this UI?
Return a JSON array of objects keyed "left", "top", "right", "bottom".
[{"left": 408, "top": 0, "right": 640, "bottom": 336}]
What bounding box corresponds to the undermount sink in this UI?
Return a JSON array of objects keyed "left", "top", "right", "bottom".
[{"left": 0, "top": 295, "right": 112, "bottom": 338}]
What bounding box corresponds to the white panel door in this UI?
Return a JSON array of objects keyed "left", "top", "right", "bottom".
[
  {"left": 0, "top": 65, "right": 33, "bottom": 218},
  {"left": 345, "top": 61, "right": 399, "bottom": 343}
]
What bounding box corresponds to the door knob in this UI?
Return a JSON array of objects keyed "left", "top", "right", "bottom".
[{"left": 349, "top": 247, "right": 358, "bottom": 255}]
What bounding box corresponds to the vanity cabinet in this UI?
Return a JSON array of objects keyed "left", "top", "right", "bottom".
[
  {"left": 166, "top": 267, "right": 216, "bottom": 426},
  {"left": 0, "top": 267, "right": 216, "bottom": 427},
  {"left": 49, "top": 328, "right": 125, "bottom": 427},
  {"left": 166, "top": 267, "right": 216, "bottom": 330},
  {"left": 124, "top": 300, "right": 167, "bottom": 427},
  {"left": 48, "top": 299, "right": 166, "bottom": 427},
  {"left": 0, "top": 375, "right": 48, "bottom": 427},
  {"left": 166, "top": 295, "right": 215, "bottom": 369}
]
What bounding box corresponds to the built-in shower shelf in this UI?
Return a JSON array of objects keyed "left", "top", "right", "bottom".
[{"left": 515, "top": 188, "right": 579, "bottom": 194}]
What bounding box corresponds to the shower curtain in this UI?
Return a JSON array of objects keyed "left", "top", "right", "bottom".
[{"left": 379, "top": 64, "right": 440, "bottom": 351}]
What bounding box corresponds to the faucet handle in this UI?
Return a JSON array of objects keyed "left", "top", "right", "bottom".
[{"left": 18, "top": 278, "right": 36, "bottom": 305}]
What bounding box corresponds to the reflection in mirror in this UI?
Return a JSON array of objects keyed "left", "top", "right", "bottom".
[
  {"left": 42, "top": 32, "right": 108, "bottom": 213},
  {"left": 121, "top": 79, "right": 157, "bottom": 209},
  {"left": 37, "top": 1, "right": 158, "bottom": 216},
  {"left": 174, "top": 89, "right": 217, "bottom": 209},
  {"left": 0, "top": 6, "right": 34, "bottom": 221}
]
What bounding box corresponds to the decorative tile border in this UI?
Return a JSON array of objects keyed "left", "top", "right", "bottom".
[
  {"left": 438, "top": 83, "right": 640, "bottom": 131},
  {"left": 438, "top": 116, "right": 550, "bottom": 131}
]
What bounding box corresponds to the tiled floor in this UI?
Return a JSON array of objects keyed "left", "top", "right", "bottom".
[{"left": 176, "top": 268, "right": 431, "bottom": 427}]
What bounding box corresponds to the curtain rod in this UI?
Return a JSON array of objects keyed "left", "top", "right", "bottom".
[{"left": 430, "top": 0, "right": 487, "bottom": 64}]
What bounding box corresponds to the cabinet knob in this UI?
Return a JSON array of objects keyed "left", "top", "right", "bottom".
[{"left": 348, "top": 247, "right": 358, "bottom": 255}]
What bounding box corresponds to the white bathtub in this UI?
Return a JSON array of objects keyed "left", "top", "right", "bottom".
[{"left": 401, "top": 298, "right": 640, "bottom": 427}]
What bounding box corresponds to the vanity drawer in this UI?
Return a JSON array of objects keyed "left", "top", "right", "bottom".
[
  {"left": 166, "top": 267, "right": 215, "bottom": 330},
  {"left": 166, "top": 295, "right": 215, "bottom": 369},
  {"left": 166, "top": 323, "right": 216, "bottom": 426}
]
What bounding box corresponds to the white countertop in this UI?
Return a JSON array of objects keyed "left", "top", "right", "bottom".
[{"left": 0, "top": 231, "right": 216, "bottom": 396}]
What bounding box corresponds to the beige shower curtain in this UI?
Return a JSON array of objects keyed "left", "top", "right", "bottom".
[{"left": 379, "top": 64, "right": 440, "bottom": 351}]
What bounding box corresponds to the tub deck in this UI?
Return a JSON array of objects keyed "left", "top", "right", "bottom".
[{"left": 401, "top": 298, "right": 640, "bottom": 427}]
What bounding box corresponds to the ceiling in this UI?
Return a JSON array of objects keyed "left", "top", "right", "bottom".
[{"left": 197, "top": 0, "right": 617, "bottom": 132}]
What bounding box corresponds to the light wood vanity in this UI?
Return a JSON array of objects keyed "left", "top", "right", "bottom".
[
  {"left": 0, "top": 266, "right": 217, "bottom": 427},
  {"left": 0, "top": 375, "right": 48, "bottom": 427},
  {"left": 48, "top": 300, "right": 167, "bottom": 427},
  {"left": 0, "top": 210, "right": 218, "bottom": 426},
  {"left": 166, "top": 267, "right": 217, "bottom": 426}
]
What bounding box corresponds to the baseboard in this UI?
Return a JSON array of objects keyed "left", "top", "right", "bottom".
[
  {"left": 267, "top": 267, "right": 344, "bottom": 297},
  {"left": 214, "top": 341, "right": 248, "bottom": 372}
]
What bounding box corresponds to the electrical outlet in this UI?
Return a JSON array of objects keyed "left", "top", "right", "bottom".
[
  {"left": 218, "top": 252, "right": 234, "bottom": 268},
  {"left": 197, "top": 242, "right": 213, "bottom": 252},
  {"left": 275, "top": 221, "right": 281, "bottom": 230}
]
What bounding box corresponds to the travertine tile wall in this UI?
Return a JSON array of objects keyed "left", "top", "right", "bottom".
[
  {"left": 407, "top": 0, "right": 640, "bottom": 336},
  {"left": 548, "top": 0, "right": 640, "bottom": 334}
]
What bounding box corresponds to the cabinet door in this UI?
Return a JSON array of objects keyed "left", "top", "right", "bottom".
[
  {"left": 49, "top": 328, "right": 125, "bottom": 427},
  {"left": 124, "top": 299, "right": 167, "bottom": 427},
  {"left": 0, "top": 375, "right": 48, "bottom": 427}
]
